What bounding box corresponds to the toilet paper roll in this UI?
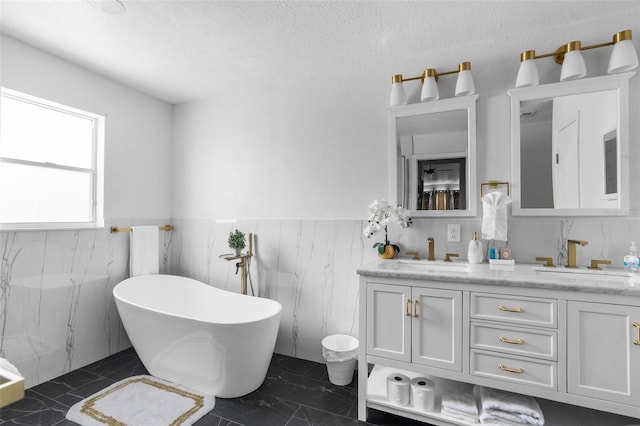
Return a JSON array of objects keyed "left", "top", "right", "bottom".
[
  {"left": 386, "top": 373, "right": 411, "bottom": 406},
  {"left": 411, "top": 377, "right": 436, "bottom": 412}
]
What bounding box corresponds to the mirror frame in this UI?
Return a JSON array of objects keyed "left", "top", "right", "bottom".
[
  {"left": 388, "top": 94, "right": 478, "bottom": 218},
  {"left": 509, "top": 72, "right": 634, "bottom": 216}
]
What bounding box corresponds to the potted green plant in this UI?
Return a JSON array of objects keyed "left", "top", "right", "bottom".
[
  {"left": 228, "top": 229, "right": 246, "bottom": 256},
  {"left": 363, "top": 199, "right": 411, "bottom": 259}
]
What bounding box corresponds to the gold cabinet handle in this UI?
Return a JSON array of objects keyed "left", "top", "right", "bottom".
[
  {"left": 500, "top": 336, "right": 525, "bottom": 345},
  {"left": 499, "top": 363, "right": 523, "bottom": 374},
  {"left": 499, "top": 305, "right": 523, "bottom": 313},
  {"left": 406, "top": 298, "right": 411, "bottom": 316},
  {"left": 633, "top": 321, "right": 640, "bottom": 346},
  {"left": 413, "top": 299, "right": 418, "bottom": 317}
]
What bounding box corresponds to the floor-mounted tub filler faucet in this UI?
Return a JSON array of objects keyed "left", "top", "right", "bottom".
[
  {"left": 220, "top": 233, "right": 254, "bottom": 295},
  {"left": 566, "top": 239, "right": 588, "bottom": 268}
]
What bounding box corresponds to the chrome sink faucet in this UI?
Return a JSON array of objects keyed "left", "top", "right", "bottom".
[
  {"left": 427, "top": 237, "right": 435, "bottom": 261},
  {"left": 567, "top": 239, "right": 588, "bottom": 268}
]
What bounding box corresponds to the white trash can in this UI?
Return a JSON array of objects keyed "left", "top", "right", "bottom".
[{"left": 321, "top": 334, "right": 359, "bottom": 386}]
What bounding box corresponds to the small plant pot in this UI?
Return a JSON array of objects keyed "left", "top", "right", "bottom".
[
  {"left": 378, "top": 245, "right": 397, "bottom": 259},
  {"left": 234, "top": 247, "right": 242, "bottom": 256}
]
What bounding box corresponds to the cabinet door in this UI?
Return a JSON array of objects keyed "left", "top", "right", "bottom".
[
  {"left": 567, "top": 301, "right": 640, "bottom": 405},
  {"left": 366, "top": 283, "right": 411, "bottom": 362},
  {"left": 412, "top": 287, "right": 462, "bottom": 371}
]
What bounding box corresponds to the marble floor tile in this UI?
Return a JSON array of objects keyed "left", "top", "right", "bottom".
[{"left": 0, "top": 350, "right": 430, "bottom": 426}]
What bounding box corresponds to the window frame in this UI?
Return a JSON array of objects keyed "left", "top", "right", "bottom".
[{"left": 0, "top": 88, "right": 105, "bottom": 231}]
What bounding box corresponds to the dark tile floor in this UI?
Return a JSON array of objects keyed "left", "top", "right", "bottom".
[{"left": 0, "top": 348, "right": 429, "bottom": 425}]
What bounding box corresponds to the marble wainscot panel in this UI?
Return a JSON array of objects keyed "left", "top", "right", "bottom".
[
  {"left": 394, "top": 216, "right": 640, "bottom": 270},
  {"left": 170, "top": 218, "right": 375, "bottom": 364},
  {"left": 0, "top": 220, "right": 172, "bottom": 389},
  {"left": 169, "top": 216, "right": 640, "bottom": 366}
]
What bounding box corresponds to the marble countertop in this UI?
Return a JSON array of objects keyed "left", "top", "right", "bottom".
[{"left": 357, "top": 259, "right": 640, "bottom": 296}]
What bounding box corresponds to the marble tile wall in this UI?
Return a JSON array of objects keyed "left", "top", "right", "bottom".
[
  {"left": 170, "top": 215, "right": 640, "bottom": 365},
  {"left": 169, "top": 218, "right": 370, "bottom": 364},
  {"left": 4, "top": 215, "right": 639, "bottom": 389},
  {"left": 0, "top": 220, "right": 171, "bottom": 389}
]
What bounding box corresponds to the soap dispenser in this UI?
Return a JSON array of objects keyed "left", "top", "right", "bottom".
[
  {"left": 468, "top": 232, "right": 483, "bottom": 264},
  {"left": 624, "top": 241, "right": 639, "bottom": 272}
]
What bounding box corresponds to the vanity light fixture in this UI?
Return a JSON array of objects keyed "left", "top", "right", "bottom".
[
  {"left": 390, "top": 62, "right": 475, "bottom": 106},
  {"left": 515, "top": 29, "right": 639, "bottom": 88}
]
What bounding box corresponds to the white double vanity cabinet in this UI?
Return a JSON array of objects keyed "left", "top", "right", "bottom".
[
  {"left": 357, "top": 264, "right": 640, "bottom": 425},
  {"left": 359, "top": 72, "right": 640, "bottom": 424}
]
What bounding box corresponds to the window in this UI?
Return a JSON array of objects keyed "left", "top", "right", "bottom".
[{"left": 0, "top": 88, "right": 104, "bottom": 229}]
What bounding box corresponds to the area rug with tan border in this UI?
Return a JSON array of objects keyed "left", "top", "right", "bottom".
[{"left": 65, "top": 375, "right": 215, "bottom": 426}]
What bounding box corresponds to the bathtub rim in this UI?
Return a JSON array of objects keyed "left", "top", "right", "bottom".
[{"left": 113, "top": 274, "right": 282, "bottom": 326}]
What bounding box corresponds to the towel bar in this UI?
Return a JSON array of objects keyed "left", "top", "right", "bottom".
[
  {"left": 480, "top": 180, "right": 510, "bottom": 200},
  {"left": 110, "top": 225, "right": 173, "bottom": 233}
]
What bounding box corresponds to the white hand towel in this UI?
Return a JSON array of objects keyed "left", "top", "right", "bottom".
[
  {"left": 481, "top": 191, "right": 512, "bottom": 242},
  {"left": 129, "top": 226, "right": 159, "bottom": 277},
  {"left": 475, "top": 385, "right": 545, "bottom": 425}
]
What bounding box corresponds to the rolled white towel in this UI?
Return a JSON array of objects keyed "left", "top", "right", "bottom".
[
  {"left": 474, "top": 385, "right": 545, "bottom": 425},
  {"left": 0, "top": 357, "right": 21, "bottom": 377}
]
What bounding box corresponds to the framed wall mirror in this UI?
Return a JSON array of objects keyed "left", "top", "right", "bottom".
[
  {"left": 509, "top": 72, "right": 634, "bottom": 216},
  {"left": 389, "top": 95, "right": 478, "bottom": 217}
]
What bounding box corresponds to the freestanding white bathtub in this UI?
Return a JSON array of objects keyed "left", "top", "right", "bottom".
[{"left": 113, "top": 274, "right": 281, "bottom": 398}]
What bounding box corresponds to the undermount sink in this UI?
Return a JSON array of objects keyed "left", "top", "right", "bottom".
[
  {"left": 388, "top": 259, "right": 470, "bottom": 273},
  {"left": 532, "top": 266, "right": 638, "bottom": 283}
]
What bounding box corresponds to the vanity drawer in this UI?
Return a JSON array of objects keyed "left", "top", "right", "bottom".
[
  {"left": 470, "top": 292, "right": 557, "bottom": 328},
  {"left": 470, "top": 350, "right": 557, "bottom": 390},
  {"left": 470, "top": 322, "right": 557, "bottom": 360}
]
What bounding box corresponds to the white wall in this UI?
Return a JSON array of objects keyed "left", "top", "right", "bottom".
[
  {"left": 0, "top": 35, "right": 173, "bottom": 388},
  {"left": 173, "top": 12, "right": 640, "bottom": 221},
  {"left": 1, "top": 35, "right": 173, "bottom": 220},
  {"left": 171, "top": 76, "right": 387, "bottom": 220}
]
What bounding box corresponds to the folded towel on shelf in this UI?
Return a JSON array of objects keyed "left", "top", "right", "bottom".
[
  {"left": 441, "top": 390, "right": 479, "bottom": 423},
  {"left": 441, "top": 406, "right": 479, "bottom": 423},
  {"left": 477, "top": 416, "right": 528, "bottom": 425},
  {"left": 474, "top": 385, "right": 545, "bottom": 425},
  {"left": 129, "top": 226, "right": 159, "bottom": 277}
]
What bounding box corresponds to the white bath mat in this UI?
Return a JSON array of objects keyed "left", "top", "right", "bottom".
[{"left": 66, "top": 375, "right": 215, "bottom": 426}]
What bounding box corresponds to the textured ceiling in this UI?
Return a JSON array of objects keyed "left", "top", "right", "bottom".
[{"left": 1, "top": 0, "right": 638, "bottom": 104}]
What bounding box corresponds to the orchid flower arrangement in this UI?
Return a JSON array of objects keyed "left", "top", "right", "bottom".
[{"left": 363, "top": 199, "right": 412, "bottom": 255}]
